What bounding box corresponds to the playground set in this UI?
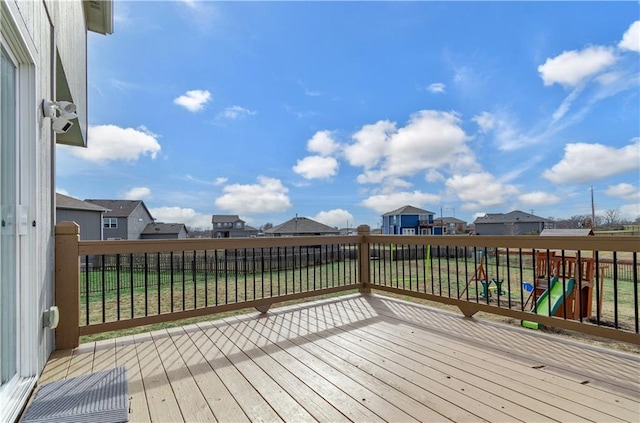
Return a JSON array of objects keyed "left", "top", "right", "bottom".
[{"left": 460, "top": 250, "right": 603, "bottom": 330}]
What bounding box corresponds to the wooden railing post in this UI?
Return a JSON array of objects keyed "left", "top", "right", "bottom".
[
  {"left": 55, "top": 222, "right": 80, "bottom": 349},
  {"left": 357, "top": 225, "right": 371, "bottom": 293}
]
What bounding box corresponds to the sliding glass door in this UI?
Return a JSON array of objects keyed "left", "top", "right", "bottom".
[{"left": 0, "top": 45, "right": 18, "bottom": 389}]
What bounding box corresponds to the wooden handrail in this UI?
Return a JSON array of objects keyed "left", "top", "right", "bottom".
[{"left": 54, "top": 222, "right": 640, "bottom": 348}]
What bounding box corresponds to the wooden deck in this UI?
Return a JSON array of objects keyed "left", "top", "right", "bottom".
[{"left": 39, "top": 294, "right": 640, "bottom": 422}]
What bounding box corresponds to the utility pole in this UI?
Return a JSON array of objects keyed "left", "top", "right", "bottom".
[{"left": 591, "top": 186, "right": 596, "bottom": 229}]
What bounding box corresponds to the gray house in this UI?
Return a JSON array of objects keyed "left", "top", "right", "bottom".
[
  {"left": 474, "top": 210, "right": 554, "bottom": 235},
  {"left": 264, "top": 217, "right": 339, "bottom": 237},
  {"left": 212, "top": 215, "right": 259, "bottom": 238},
  {"left": 86, "top": 199, "right": 154, "bottom": 240},
  {"left": 433, "top": 217, "right": 467, "bottom": 235},
  {"left": 141, "top": 223, "right": 189, "bottom": 240},
  {"left": 56, "top": 193, "right": 110, "bottom": 240}
]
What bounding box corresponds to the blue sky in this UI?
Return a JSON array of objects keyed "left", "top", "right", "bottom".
[{"left": 57, "top": 1, "right": 640, "bottom": 230}]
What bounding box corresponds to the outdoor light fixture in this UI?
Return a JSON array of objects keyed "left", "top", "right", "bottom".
[{"left": 42, "top": 99, "right": 78, "bottom": 134}]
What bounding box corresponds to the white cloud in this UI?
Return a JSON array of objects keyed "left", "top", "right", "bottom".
[
  {"left": 56, "top": 188, "right": 70, "bottom": 196},
  {"left": 487, "top": 114, "right": 538, "bottom": 151},
  {"left": 551, "top": 85, "right": 585, "bottom": 123},
  {"left": 472, "top": 112, "right": 495, "bottom": 133},
  {"left": 605, "top": 183, "right": 640, "bottom": 201},
  {"left": 618, "top": 20, "right": 640, "bottom": 52},
  {"left": 217, "top": 105, "right": 256, "bottom": 120},
  {"left": 124, "top": 186, "right": 152, "bottom": 200},
  {"left": 292, "top": 156, "right": 339, "bottom": 180},
  {"left": 214, "top": 177, "right": 228, "bottom": 186},
  {"left": 543, "top": 139, "right": 640, "bottom": 184},
  {"left": 360, "top": 191, "right": 440, "bottom": 214},
  {"left": 538, "top": 46, "right": 616, "bottom": 87},
  {"left": 307, "top": 130, "right": 339, "bottom": 156},
  {"left": 619, "top": 204, "right": 640, "bottom": 221},
  {"left": 427, "top": 82, "right": 446, "bottom": 94},
  {"left": 518, "top": 192, "right": 560, "bottom": 206},
  {"left": 313, "top": 209, "right": 354, "bottom": 228},
  {"left": 446, "top": 172, "right": 518, "bottom": 210},
  {"left": 65, "top": 125, "right": 161, "bottom": 162},
  {"left": 346, "top": 111, "right": 470, "bottom": 184},
  {"left": 149, "top": 206, "right": 212, "bottom": 229},
  {"left": 174, "top": 90, "right": 212, "bottom": 112},
  {"left": 425, "top": 169, "right": 445, "bottom": 183},
  {"left": 344, "top": 120, "right": 396, "bottom": 169},
  {"left": 215, "top": 176, "right": 292, "bottom": 214},
  {"left": 596, "top": 72, "right": 622, "bottom": 86}
]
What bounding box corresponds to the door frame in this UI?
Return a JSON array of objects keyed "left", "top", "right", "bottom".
[{"left": 0, "top": 2, "right": 40, "bottom": 421}]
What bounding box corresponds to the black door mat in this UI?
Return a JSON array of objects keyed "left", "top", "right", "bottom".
[{"left": 22, "top": 366, "right": 128, "bottom": 423}]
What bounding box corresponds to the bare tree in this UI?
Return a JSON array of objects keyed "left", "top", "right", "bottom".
[
  {"left": 260, "top": 222, "right": 273, "bottom": 231},
  {"left": 602, "top": 209, "right": 620, "bottom": 228}
]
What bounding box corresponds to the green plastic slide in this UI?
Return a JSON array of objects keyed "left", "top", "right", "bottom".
[{"left": 521, "top": 277, "right": 575, "bottom": 330}]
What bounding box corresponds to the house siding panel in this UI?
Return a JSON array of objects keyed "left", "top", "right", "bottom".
[
  {"left": 56, "top": 210, "right": 103, "bottom": 240},
  {"left": 128, "top": 204, "right": 154, "bottom": 239}
]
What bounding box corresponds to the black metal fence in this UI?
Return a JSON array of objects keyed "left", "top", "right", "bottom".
[
  {"left": 79, "top": 244, "right": 358, "bottom": 326},
  {"left": 369, "top": 243, "right": 639, "bottom": 334}
]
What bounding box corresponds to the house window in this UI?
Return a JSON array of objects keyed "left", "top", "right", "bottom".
[
  {"left": 235, "top": 222, "right": 242, "bottom": 228},
  {"left": 103, "top": 218, "right": 117, "bottom": 228},
  {"left": 402, "top": 228, "right": 416, "bottom": 235},
  {"left": 216, "top": 223, "right": 221, "bottom": 227}
]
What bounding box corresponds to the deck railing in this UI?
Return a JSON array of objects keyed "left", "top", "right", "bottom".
[{"left": 55, "top": 222, "right": 639, "bottom": 349}]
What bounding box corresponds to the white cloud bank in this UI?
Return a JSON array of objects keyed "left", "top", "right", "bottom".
[
  {"left": 313, "top": 209, "right": 354, "bottom": 228},
  {"left": 68, "top": 125, "right": 161, "bottom": 162},
  {"left": 543, "top": 139, "right": 640, "bottom": 184},
  {"left": 605, "top": 183, "right": 640, "bottom": 201},
  {"left": 215, "top": 176, "right": 292, "bottom": 214},
  {"left": 618, "top": 20, "right": 640, "bottom": 52},
  {"left": 124, "top": 186, "right": 152, "bottom": 200},
  {"left": 293, "top": 156, "right": 339, "bottom": 180},
  {"left": 293, "top": 130, "right": 340, "bottom": 180},
  {"left": 518, "top": 191, "right": 560, "bottom": 206},
  {"left": 446, "top": 172, "right": 518, "bottom": 210},
  {"left": 149, "top": 206, "right": 212, "bottom": 229},
  {"left": 174, "top": 89, "right": 211, "bottom": 112},
  {"left": 538, "top": 46, "right": 616, "bottom": 87},
  {"left": 345, "top": 111, "right": 471, "bottom": 185},
  {"left": 307, "top": 130, "right": 339, "bottom": 156},
  {"left": 360, "top": 191, "right": 440, "bottom": 214}
]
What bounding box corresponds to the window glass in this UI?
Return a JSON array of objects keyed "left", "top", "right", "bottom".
[{"left": 0, "top": 46, "right": 17, "bottom": 384}]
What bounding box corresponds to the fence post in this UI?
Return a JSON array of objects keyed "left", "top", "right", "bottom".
[
  {"left": 55, "top": 222, "right": 80, "bottom": 349},
  {"left": 357, "top": 225, "right": 371, "bottom": 293}
]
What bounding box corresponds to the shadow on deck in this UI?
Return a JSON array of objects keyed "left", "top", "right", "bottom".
[{"left": 40, "top": 293, "right": 640, "bottom": 422}]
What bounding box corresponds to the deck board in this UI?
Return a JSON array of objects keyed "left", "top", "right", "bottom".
[
  {"left": 165, "top": 326, "right": 250, "bottom": 423},
  {"left": 38, "top": 293, "right": 640, "bottom": 423},
  {"left": 115, "top": 335, "right": 150, "bottom": 423}
]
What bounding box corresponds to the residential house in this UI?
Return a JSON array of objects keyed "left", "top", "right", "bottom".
[
  {"left": 264, "top": 216, "right": 339, "bottom": 236},
  {"left": 212, "top": 215, "right": 258, "bottom": 238},
  {"left": 0, "top": 1, "right": 113, "bottom": 420},
  {"left": 474, "top": 210, "right": 555, "bottom": 235},
  {"left": 86, "top": 199, "right": 154, "bottom": 240},
  {"left": 141, "top": 223, "right": 189, "bottom": 240},
  {"left": 433, "top": 217, "right": 467, "bottom": 235},
  {"left": 55, "top": 193, "right": 110, "bottom": 240},
  {"left": 382, "top": 205, "right": 435, "bottom": 235}
]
